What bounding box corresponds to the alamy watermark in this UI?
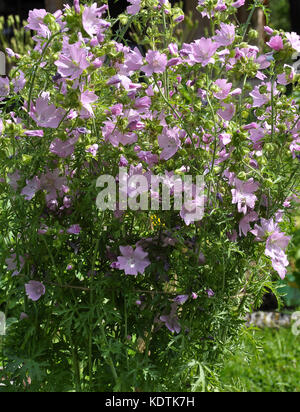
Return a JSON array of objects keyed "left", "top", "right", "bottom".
[
  {"left": 292, "top": 52, "right": 300, "bottom": 75},
  {"left": 96, "top": 168, "right": 205, "bottom": 224},
  {"left": 0, "top": 51, "right": 5, "bottom": 76},
  {"left": 0, "top": 312, "right": 5, "bottom": 336},
  {"left": 291, "top": 311, "right": 300, "bottom": 337}
]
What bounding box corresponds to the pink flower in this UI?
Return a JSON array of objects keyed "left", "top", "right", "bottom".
[
  {"left": 158, "top": 127, "right": 181, "bottom": 160},
  {"left": 251, "top": 218, "right": 279, "bottom": 242},
  {"left": 55, "top": 39, "right": 89, "bottom": 80},
  {"left": 86, "top": 144, "right": 99, "bottom": 156},
  {"left": 74, "top": 0, "right": 80, "bottom": 14},
  {"left": 217, "top": 103, "right": 235, "bottom": 121},
  {"left": 227, "top": 230, "right": 238, "bottom": 242},
  {"left": 264, "top": 26, "right": 274, "bottom": 35},
  {"left": 7, "top": 170, "right": 21, "bottom": 191},
  {"left": 213, "top": 23, "right": 235, "bottom": 47},
  {"left": 119, "top": 47, "right": 143, "bottom": 75},
  {"left": 266, "top": 35, "right": 284, "bottom": 51},
  {"left": 13, "top": 71, "right": 26, "bottom": 93},
  {"left": 180, "top": 195, "right": 204, "bottom": 226},
  {"left": 67, "top": 224, "right": 82, "bottom": 235},
  {"left": 219, "top": 132, "right": 231, "bottom": 146},
  {"left": 126, "top": 0, "right": 141, "bottom": 15},
  {"left": 265, "top": 232, "right": 291, "bottom": 279},
  {"left": 0, "top": 77, "right": 10, "bottom": 100},
  {"left": 6, "top": 253, "right": 25, "bottom": 277},
  {"left": 249, "top": 86, "right": 271, "bottom": 107},
  {"left": 29, "top": 92, "right": 65, "bottom": 128},
  {"left": 189, "top": 38, "right": 219, "bottom": 66},
  {"left": 285, "top": 32, "right": 300, "bottom": 53},
  {"left": 24, "top": 130, "right": 44, "bottom": 137},
  {"left": 277, "top": 65, "right": 295, "bottom": 85},
  {"left": 160, "top": 303, "right": 181, "bottom": 334},
  {"left": 168, "top": 43, "right": 178, "bottom": 55},
  {"left": 213, "top": 79, "right": 232, "bottom": 100},
  {"left": 142, "top": 50, "right": 168, "bottom": 76},
  {"left": 231, "top": 178, "right": 260, "bottom": 215},
  {"left": 173, "top": 295, "right": 189, "bottom": 305},
  {"left": 137, "top": 151, "right": 158, "bottom": 168},
  {"left": 206, "top": 289, "right": 215, "bottom": 297},
  {"left": 50, "top": 135, "right": 79, "bottom": 158},
  {"left": 80, "top": 90, "right": 98, "bottom": 118},
  {"left": 21, "top": 176, "right": 41, "bottom": 201},
  {"left": 232, "top": 0, "right": 245, "bottom": 8},
  {"left": 116, "top": 245, "right": 150, "bottom": 276},
  {"left": 82, "top": 3, "right": 109, "bottom": 37},
  {"left": 215, "top": 0, "right": 227, "bottom": 11},
  {"left": 39, "top": 169, "right": 68, "bottom": 202},
  {"left": 25, "top": 280, "right": 45, "bottom": 301},
  {"left": 134, "top": 96, "right": 151, "bottom": 112},
  {"left": 25, "top": 9, "right": 50, "bottom": 38},
  {"left": 239, "top": 211, "right": 258, "bottom": 237}
]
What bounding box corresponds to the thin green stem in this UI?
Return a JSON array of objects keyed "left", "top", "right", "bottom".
[
  {"left": 241, "top": 1, "right": 258, "bottom": 42},
  {"left": 27, "top": 32, "right": 61, "bottom": 112}
]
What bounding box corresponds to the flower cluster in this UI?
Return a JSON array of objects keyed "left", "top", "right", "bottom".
[{"left": 1, "top": 0, "right": 300, "bottom": 391}]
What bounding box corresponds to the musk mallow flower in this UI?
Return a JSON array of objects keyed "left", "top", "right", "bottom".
[
  {"left": 24, "top": 130, "right": 44, "bottom": 137},
  {"left": 7, "top": 170, "right": 21, "bottom": 191},
  {"left": 67, "top": 224, "right": 82, "bottom": 235},
  {"left": 213, "top": 23, "right": 235, "bottom": 47},
  {"left": 25, "top": 9, "right": 50, "bottom": 38},
  {"left": 285, "top": 32, "right": 300, "bottom": 53},
  {"left": 249, "top": 82, "right": 279, "bottom": 107},
  {"left": 160, "top": 303, "right": 181, "bottom": 334},
  {"left": 74, "top": 0, "right": 80, "bottom": 14},
  {"left": 174, "top": 295, "right": 189, "bottom": 305},
  {"left": 239, "top": 211, "right": 258, "bottom": 237},
  {"left": 25, "top": 280, "right": 45, "bottom": 301},
  {"left": 21, "top": 176, "right": 41, "bottom": 201},
  {"left": 215, "top": 0, "right": 227, "bottom": 11},
  {"left": 0, "top": 77, "right": 10, "bottom": 100},
  {"left": 80, "top": 90, "right": 98, "bottom": 118},
  {"left": 277, "top": 65, "right": 295, "bottom": 85},
  {"left": 142, "top": 50, "right": 168, "bottom": 76},
  {"left": 158, "top": 127, "right": 181, "bottom": 160},
  {"left": 231, "top": 178, "right": 260, "bottom": 215},
  {"left": 217, "top": 103, "right": 235, "bottom": 121},
  {"left": 6, "top": 253, "right": 25, "bottom": 277},
  {"left": 82, "top": 3, "right": 109, "bottom": 37},
  {"left": 118, "top": 47, "right": 143, "bottom": 75},
  {"left": 213, "top": 79, "right": 232, "bottom": 100},
  {"left": 232, "top": 0, "right": 245, "bottom": 8},
  {"left": 50, "top": 135, "right": 79, "bottom": 158},
  {"left": 266, "top": 35, "right": 284, "bottom": 51},
  {"left": 249, "top": 86, "right": 269, "bottom": 108},
  {"left": 249, "top": 82, "right": 279, "bottom": 108},
  {"left": 251, "top": 218, "right": 279, "bottom": 242},
  {"left": 116, "top": 245, "right": 150, "bottom": 276},
  {"left": 189, "top": 38, "right": 219, "bottom": 66},
  {"left": 250, "top": 218, "right": 290, "bottom": 279},
  {"left": 126, "top": 0, "right": 141, "bottom": 15},
  {"left": 180, "top": 198, "right": 204, "bottom": 226},
  {"left": 55, "top": 40, "right": 89, "bottom": 80},
  {"left": 29, "top": 92, "right": 65, "bottom": 128}
]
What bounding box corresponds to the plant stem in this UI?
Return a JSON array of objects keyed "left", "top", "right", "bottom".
[{"left": 242, "top": 1, "right": 258, "bottom": 42}]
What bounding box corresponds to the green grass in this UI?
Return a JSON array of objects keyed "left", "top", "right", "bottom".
[{"left": 219, "top": 327, "right": 300, "bottom": 392}]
